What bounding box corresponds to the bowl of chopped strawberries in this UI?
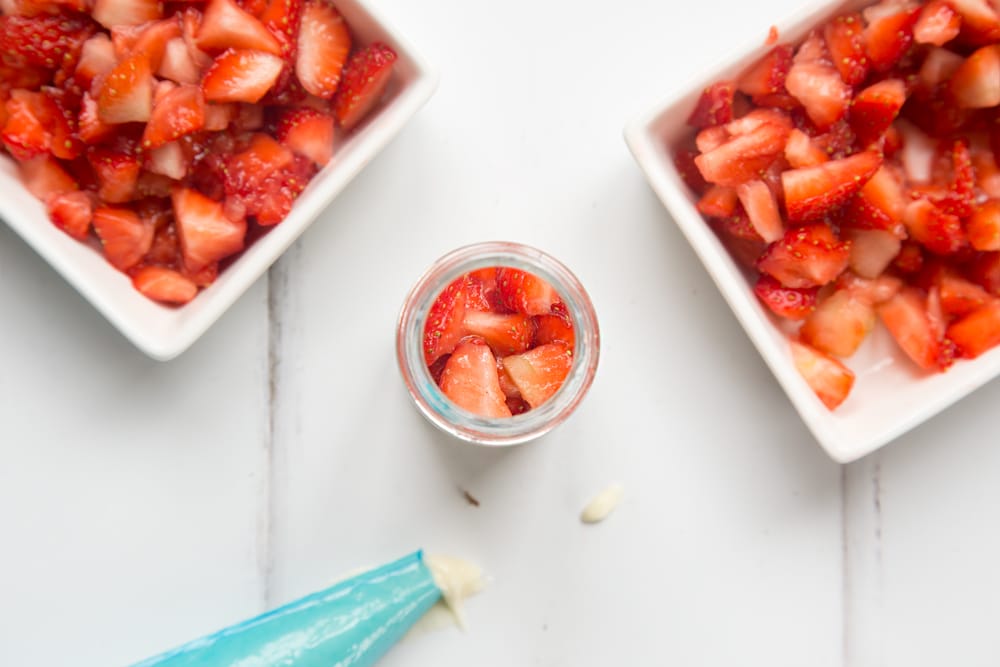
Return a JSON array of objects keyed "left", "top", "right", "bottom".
[
  {"left": 0, "top": 0, "right": 437, "bottom": 360},
  {"left": 626, "top": 0, "right": 1000, "bottom": 462},
  {"left": 397, "top": 242, "right": 600, "bottom": 446}
]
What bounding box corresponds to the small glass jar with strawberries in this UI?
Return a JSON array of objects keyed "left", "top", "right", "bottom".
[{"left": 397, "top": 242, "right": 600, "bottom": 445}]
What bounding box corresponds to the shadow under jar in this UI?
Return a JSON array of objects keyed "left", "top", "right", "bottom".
[{"left": 397, "top": 242, "right": 600, "bottom": 446}]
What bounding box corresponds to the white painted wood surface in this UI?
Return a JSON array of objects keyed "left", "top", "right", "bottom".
[{"left": 0, "top": 0, "right": 997, "bottom": 664}]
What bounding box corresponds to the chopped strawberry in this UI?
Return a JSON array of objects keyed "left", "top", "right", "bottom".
[
  {"left": 736, "top": 179, "right": 783, "bottom": 242},
  {"left": 823, "top": 12, "right": 869, "bottom": 86},
  {"left": 172, "top": 186, "right": 247, "bottom": 272},
  {"left": 785, "top": 32, "right": 851, "bottom": 131},
  {"left": 201, "top": 48, "right": 284, "bottom": 103},
  {"left": 687, "top": 81, "right": 736, "bottom": 128},
  {"left": 533, "top": 302, "right": 575, "bottom": 348},
  {"left": 914, "top": 0, "right": 962, "bottom": 46},
  {"left": 949, "top": 0, "right": 1000, "bottom": 46},
  {"left": 938, "top": 270, "right": 992, "bottom": 317},
  {"left": 782, "top": 150, "right": 882, "bottom": 223},
  {"left": 221, "top": 132, "right": 315, "bottom": 225},
  {"left": 968, "top": 199, "right": 1000, "bottom": 251},
  {"left": 837, "top": 270, "right": 904, "bottom": 305},
  {"left": 203, "top": 102, "right": 238, "bottom": 131},
  {"left": 158, "top": 36, "right": 204, "bottom": 85},
  {"left": 146, "top": 140, "right": 190, "bottom": 180},
  {"left": 695, "top": 125, "right": 728, "bottom": 154},
  {"left": 424, "top": 276, "right": 469, "bottom": 364},
  {"left": 502, "top": 342, "right": 573, "bottom": 409},
  {"left": 864, "top": 6, "right": 920, "bottom": 73},
  {"left": 1, "top": 90, "right": 51, "bottom": 160},
  {"left": 465, "top": 268, "right": 501, "bottom": 311},
  {"left": 674, "top": 145, "right": 708, "bottom": 194},
  {"left": 78, "top": 91, "right": 114, "bottom": 144},
  {"left": 850, "top": 79, "right": 907, "bottom": 147},
  {"left": 696, "top": 185, "right": 739, "bottom": 218},
  {"left": 800, "top": 288, "right": 876, "bottom": 357},
  {"left": 332, "top": 42, "right": 397, "bottom": 130},
  {"left": 73, "top": 32, "right": 117, "bottom": 92},
  {"left": 946, "top": 300, "right": 1000, "bottom": 358},
  {"left": 970, "top": 251, "right": 1000, "bottom": 295},
  {"left": 439, "top": 339, "right": 512, "bottom": 418},
  {"left": 753, "top": 274, "right": 818, "bottom": 320},
  {"left": 274, "top": 107, "right": 335, "bottom": 166},
  {"left": 0, "top": 11, "right": 95, "bottom": 70},
  {"left": 91, "top": 0, "right": 163, "bottom": 29},
  {"left": 132, "top": 265, "right": 198, "bottom": 304},
  {"left": 737, "top": 45, "right": 793, "bottom": 101},
  {"left": 757, "top": 224, "right": 851, "bottom": 288},
  {"left": 260, "top": 0, "right": 304, "bottom": 48},
  {"left": 950, "top": 44, "right": 1000, "bottom": 108},
  {"left": 789, "top": 340, "right": 855, "bottom": 410},
  {"left": 294, "top": 0, "right": 352, "bottom": 100},
  {"left": 41, "top": 87, "right": 84, "bottom": 160},
  {"left": 903, "top": 198, "right": 966, "bottom": 255},
  {"left": 89, "top": 145, "right": 142, "bottom": 203},
  {"left": 694, "top": 108, "right": 791, "bottom": 187},
  {"left": 840, "top": 165, "right": 906, "bottom": 234},
  {"left": 196, "top": 0, "right": 282, "bottom": 56},
  {"left": 97, "top": 53, "right": 153, "bottom": 124},
  {"left": 142, "top": 84, "right": 206, "bottom": 149},
  {"left": 843, "top": 228, "right": 902, "bottom": 279},
  {"left": 92, "top": 206, "right": 154, "bottom": 270},
  {"left": 878, "top": 287, "right": 948, "bottom": 370},
  {"left": 784, "top": 128, "right": 828, "bottom": 168},
  {"left": 19, "top": 155, "right": 77, "bottom": 201},
  {"left": 716, "top": 206, "right": 764, "bottom": 242},
  {"left": 463, "top": 310, "right": 534, "bottom": 356},
  {"left": 113, "top": 18, "right": 182, "bottom": 73},
  {"left": 497, "top": 267, "right": 559, "bottom": 316},
  {"left": 47, "top": 190, "right": 94, "bottom": 239}
]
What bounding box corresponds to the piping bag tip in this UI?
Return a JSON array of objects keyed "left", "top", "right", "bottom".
[{"left": 131, "top": 550, "right": 483, "bottom": 667}]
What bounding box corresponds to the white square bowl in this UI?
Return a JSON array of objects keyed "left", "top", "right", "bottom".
[
  {"left": 0, "top": 0, "right": 437, "bottom": 361},
  {"left": 625, "top": 0, "right": 1000, "bottom": 463}
]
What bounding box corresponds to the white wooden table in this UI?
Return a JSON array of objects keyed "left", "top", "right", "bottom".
[{"left": 2, "top": 0, "right": 999, "bottom": 664}]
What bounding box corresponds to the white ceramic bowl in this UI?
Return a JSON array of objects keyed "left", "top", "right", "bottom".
[
  {"left": 0, "top": 0, "right": 437, "bottom": 361},
  {"left": 625, "top": 0, "right": 1000, "bottom": 463}
]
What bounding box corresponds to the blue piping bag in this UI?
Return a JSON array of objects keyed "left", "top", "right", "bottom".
[{"left": 132, "top": 551, "right": 441, "bottom": 667}]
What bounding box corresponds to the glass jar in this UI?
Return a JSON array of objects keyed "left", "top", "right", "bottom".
[{"left": 396, "top": 241, "right": 600, "bottom": 446}]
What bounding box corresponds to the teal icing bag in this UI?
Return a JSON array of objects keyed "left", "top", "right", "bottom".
[{"left": 132, "top": 550, "right": 441, "bottom": 667}]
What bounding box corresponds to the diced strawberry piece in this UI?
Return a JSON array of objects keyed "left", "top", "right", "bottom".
[
  {"left": 789, "top": 340, "right": 855, "bottom": 410},
  {"left": 850, "top": 79, "right": 907, "bottom": 147},
  {"left": 800, "top": 288, "right": 876, "bottom": 357},
  {"left": 753, "top": 274, "right": 818, "bottom": 320},
  {"left": 782, "top": 150, "right": 882, "bottom": 223},
  {"left": 841, "top": 165, "right": 906, "bottom": 235},
  {"left": 294, "top": 0, "right": 352, "bottom": 100},
  {"left": 0, "top": 11, "right": 95, "bottom": 70},
  {"left": 785, "top": 128, "right": 828, "bottom": 168},
  {"left": 949, "top": 0, "right": 1000, "bottom": 45},
  {"left": 737, "top": 178, "right": 783, "bottom": 242},
  {"left": 424, "top": 276, "right": 469, "bottom": 364},
  {"left": 332, "top": 42, "right": 397, "bottom": 130},
  {"left": 970, "top": 251, "right": 1000, "bottom": 295},
  {"left": 533, "top": 302, "right": 575, "bottom": 348},
  {"left": 146, "top": 141, "right": 190, "bottom": 180},
  {"left": 221, "top": 132, "right": 314, "bottom": 225},
  {"left": 497, "top": 267, "right": 559, "bottom": 316},
  {"left": 439, "top": 339, "right": 512, "bottom": 418},
  {"left": 196, "top": 0, "right": 282, "bottom": 55},
  {"left": 77, "top": 91, "right": 113, "bottom": 144},
  {"left": 696, "top": 185, "right": 738, "bottom": 218},
  {"left": 158, "top": 36, "right": 204, "bottom": 85},
  {"left": 878, "top": 287, "right": 948, "bottom": 370},
  {"left": 501, "top": 342, "right": 573, "bottom": 409},
  {"left": 950, "top": 44, "right": 1000, "bottom": 108},
  {"left": 3, "top": 0, "right": 88, "bottom": 15},
  {"left": 201, "top": 49, "right": 284, "bottom": 104},
  {"left": 97, "top": 53, "right": 153, "bottom": 124},
  {"left": 865, "top": 6, "right": 920, "bottom": 73},
  {"left": 695, "top": 125, "right": 728, "bottom": 154},
  {"left": 464, "top": 268, "right": 501, "bottom": 311},
  {"left": 947, "top": 300, "right": 1000, "bottom": 358},
  {"left": 260, "top": 0, "right": 303, "bottom": 48},
  {"left": 90, "top": 146, "right": 141, "bottom": 203},
  {"left": 1, "top": 90, "right": 51, "bottom": 160},
  {"left": 141, "top": 84, "right": 205, "bottom": 150},
  {"left": 837, "top": 270, "right": 904, "bottom": 304},
  {"left": 694, "top": 109, "right": 791, "bottom": 187},
  {"left": 823, "top": 12, "right": 869, "bottom": 86},
  {"left": 914, "top": 0, "right": 962, "bottom": 46},
  {"left": 757, "top": 224, "right": 851, "bottom": 288},
  {"left": 203, "top": 102, "right": 237, "bottom": 131},
  {"left": 785, "top": 32, "right": 851, "bottom": 131},
  {"left": 811, "top": 118, "right": 858, "bottom": 159},
  {"left": 47, "top": 190, "right": 94, "bottom": 240},
  {"left": 674, "top": 145, "right": 708, "bottom": 194},
  {"left": 968, "top": 199, "right": 1000, "bottom": 251},
  {"left": 918, "top": 47, "right": 964, "bottom": 89},
  {"left": 904, "top": 198, "right": 966, "bottom": 255},
  {"left": 172, "top": 186, "right": 247, "bottom": 273},
  {"left": 92, "top": 206, "right": 154, "bottom": 271},
  {"left": 738, "top": 45, "right": 793, "bottom": 101},
  {"left": 462, "top": 310, "right": 534, "bottom": 357},
  {"left": 687, "top": 81, "right": 736, "bottom": 128},
  {"left": 19, "top": 154, "right": 77, "bottom": 201},
  {"left": 971, "top": 139, "right": 1000, "bottom": 197},
  {"left": 893, "top": 241, "right": 926, "bottom": 274},
  {"left": 938, "top": 270, "right": 992, "bottom": 317},
  {"left": 132, "top": 265, "right": 199, "bottom": 304},
  {"left": 843, "top": 228, "right": 902, "bottom": 279},
  {"left": 113, "top": 18, "right": 182, "bottom": 73},
  {"left": 91, "top": 0, "right": 163, "bottom": 29},
  {"left": 41, "top": 87, "right": 84, "bottom": 160},
  {"left": 274, "top": 107, "right": 335, "bottom": 166},
  {"left": 73, "top": 32, "right": 116, "bottom": 93},
  {"left": 716, "top": 206, "right": 764, "bottom": 242}
]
